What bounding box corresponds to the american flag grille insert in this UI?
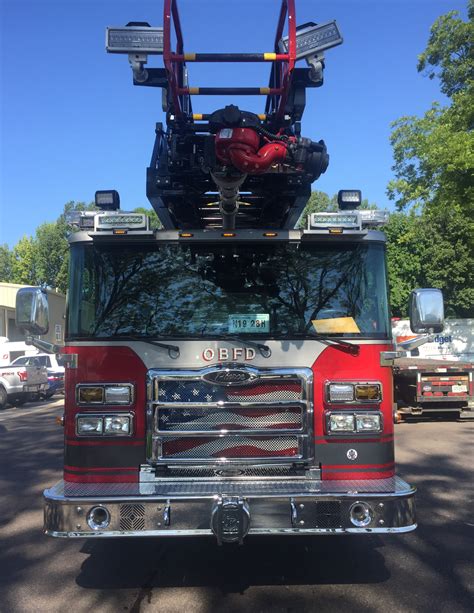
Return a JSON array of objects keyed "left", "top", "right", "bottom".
[
  {"left": 157, "top": 406, "right": 304, "bottom": 432},
  {"left": 156, "top": 379, "right": 303, "bottom": 403},
  {"left": 147, "top": 367, "right": 313, "bottom": 464},
  {"left": 162, "top": 435, "right": 300, "bottom": 459}
]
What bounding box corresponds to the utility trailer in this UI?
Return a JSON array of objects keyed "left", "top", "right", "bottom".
[
  {"left": 15, "top": 0, "right": 446, "bottom": 543},
  {"left": 392, "top": 319, "right": 474, "bottom": 420}
]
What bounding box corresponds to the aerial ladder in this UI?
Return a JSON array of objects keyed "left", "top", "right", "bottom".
[{"left": 106, "top": 0, "right": 343, "bottom": 230}]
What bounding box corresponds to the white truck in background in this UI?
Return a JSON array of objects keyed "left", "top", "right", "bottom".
[
  {"left": 392, "top": 319, "right": 474, "bottom": 419},
  {"left": 0, "top": 358, "right": 48, "bottom": 409}
]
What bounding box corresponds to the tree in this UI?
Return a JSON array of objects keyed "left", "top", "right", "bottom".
[
  {"left": 0, "top": 245, "right": 12, "bottom": 282},
  {"left": 384, "top": 212, "right": 422, "bottom": 317},
  {"left": 11, "top": 237, "right": 37, "bottom": 285},
  {"left": 133, "top": 207, "right": 162, "bottom": 230},
  {"left": 417, "top": 2, "right": 473, "bottom": 98},
  {"left": 387, "top": 2, "right": 473, "bottom": 317}
]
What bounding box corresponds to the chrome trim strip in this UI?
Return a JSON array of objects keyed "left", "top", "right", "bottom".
[{"left": 45, "top": 525, "right": 417, "bottom": 538}]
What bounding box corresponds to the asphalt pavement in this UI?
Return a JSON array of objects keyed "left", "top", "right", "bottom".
[{"left": 0, "top": 398, "right": 472, "bottom": 613}]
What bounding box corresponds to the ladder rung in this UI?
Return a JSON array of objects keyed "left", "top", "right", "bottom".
[
  {"left": 179, "top": 87, "right": 283, "bottom": 96},
  {"left": 171, "top": 53, "right": 289, "bottom": 62}
]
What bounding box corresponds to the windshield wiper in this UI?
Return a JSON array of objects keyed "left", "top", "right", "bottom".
[
  {"left": 310, "top": 334, "right": 360, "bottom": 355},
  {"left": 97, "top": 336, "right": 180, "bottom": 359},
  {"left": 214, "top": 335, "right": 272, "bottom": 358}
]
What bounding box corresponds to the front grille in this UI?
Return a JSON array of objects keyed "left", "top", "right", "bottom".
[
  {"left": 147, "top": 367, "right": 313, "bottom": 464},
  {"left": 162, "top": 435, "right": 300, "bottom": 459},
  {"left": 158, "top": 405, "right": 303, "bottom": 432},
  {"left": 154, "top": 465, "right": 303, "bottom": 479}
]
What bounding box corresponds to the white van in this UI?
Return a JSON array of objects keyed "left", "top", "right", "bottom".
[{"left": 0, "top": 339, "right": 36, "bottom": 367}]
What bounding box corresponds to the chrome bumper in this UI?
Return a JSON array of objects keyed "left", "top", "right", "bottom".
[{"left": 44, "top": 476, "right": 416, "bottom": 540}]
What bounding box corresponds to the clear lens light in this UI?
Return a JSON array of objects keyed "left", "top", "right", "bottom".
[
  {"left": 279, "top": 21, "right": 343, "bottom": 58},
  {"left": 105, "top": 386, "right": 131, "bottom": 404},
  {"left": 329, "top": 384, "right": 354, "bottom": 402},
  {"left": 104, "top": 416, "right": 131, "bottom": 434},
  {"left": 329, "top": 413, "right": 355, "bottom": 432},
  {"left": 356, "top": 414, "right": 381, "bottom": 432},
  {"left": 77, "top": 417, "right": 103, "bottom": 434},
  {"left": 106, "top": 27, "right": 164, "bottom": 54}
]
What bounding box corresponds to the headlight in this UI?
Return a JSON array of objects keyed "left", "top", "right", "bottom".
[
  {"left": 77, "top": 383, "right": 133, "bottom": 405},
  {"left": 329, "top": 413, "right": 355, "bottom": 432},
  {"left": 76, "top": 413, "right": 133, "bottom": 436},
  {"left": 105, "top": 386, "right": 131, "bottom": 405},
  {"left": 327, "top": 412, "right": 383, "bottom": 435},
  {"left": 78, "top": 386, "right": 104, "bottom": 404},
  {"left": 355, "top": 384, "right": 381, "bottom": 401},
  {"left": 328, "top": 384, "right": 354, "bottom": 402},
  {"left": 104, "top": 415, "right": 131, "bottom": 435},
  {"left": 77, "top": 416, "right": 103, "bottom": 435},
  {"left": 327, "top": 382, "right": 382, "bottom": 403},
  {"left": 355, "top": 413, "right": 382, "bottom": 433}
]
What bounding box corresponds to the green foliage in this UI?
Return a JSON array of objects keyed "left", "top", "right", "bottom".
[
  {"left": 384, "top": 212, "right": 422, "bottom": 317},
  {"left": 387, "top": 2, "right": 473, "bottom": 317},
  {"left": 0, "top": 244, "right": 13, "bottom": 282},
  {"left": 133, "top": 207, "right": 162, "bottom": 230},
  {"left": 11, "top": 236, "right": 37, "bottom": 285},
  {"left": 417, "top": 1, "right": 473, "bottom": 98}
]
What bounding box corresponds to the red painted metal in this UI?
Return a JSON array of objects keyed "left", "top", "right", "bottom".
[
  {"left": 215, "top": 127, "right": 288, "bottom": 173},
  {"left": 163, "top": 0, "right": 296, "bottom": 122},
  {"left": 62, "top": 345, "right": 147, "bottom": 483},
  {"left": 311, "top": 343, "right": 395, "bottom": 481}
]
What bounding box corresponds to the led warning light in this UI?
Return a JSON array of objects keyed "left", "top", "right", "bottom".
[
  {"left": 106, "top": 25, "right": 164, "bottom": 54},
  {"left": 279, "top": 21, "right": 343, "bottom": 59}
]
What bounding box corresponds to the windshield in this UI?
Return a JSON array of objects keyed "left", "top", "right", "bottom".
[{"left": 68, "top": 241, "right": 390, "bottom": 339}]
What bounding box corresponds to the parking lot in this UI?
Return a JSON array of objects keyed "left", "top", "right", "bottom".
[{"left": 0, "top": 398, "right": 472, "bottom": 612}]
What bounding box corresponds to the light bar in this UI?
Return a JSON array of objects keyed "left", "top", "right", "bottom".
[
  {"left": 309, "top": 212, "right": 361, "bottom": 230},
  {"left": 95, "top": 213, "right": 148, "bottom": 231},
  {"left": 106, "top": 26, "right": 164, "bottom": 54},
  {"left": 279, "top": 21, "right": 343, "bottom": 59},
  {"left": 359, "top": 210, "right": 390, "bottom": 226},
  {"left": 65, "top": 210, "right": 96, "bottom": 230},
  {"left": 338, "top": 190, "right": 362, "bottom": 210}
]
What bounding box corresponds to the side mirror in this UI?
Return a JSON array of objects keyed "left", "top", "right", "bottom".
[
  {"left": 15, "top": 287, "right": 50, "bottom": 335},
  {"left": 409, "top": 288, "right": 444, "bottom": 334}
]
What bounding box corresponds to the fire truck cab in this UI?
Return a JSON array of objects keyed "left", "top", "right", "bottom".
[{"left": 16, "top": 0, "right": 445, "bottom": 543}]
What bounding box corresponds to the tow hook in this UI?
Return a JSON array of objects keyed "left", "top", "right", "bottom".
[{"left": 211, "top": 496, "right": 250, "bottom": 545}]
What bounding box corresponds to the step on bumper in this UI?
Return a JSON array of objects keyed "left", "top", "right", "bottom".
[{"left": 44, "top": 476, "right": 416, "bottom": 541}]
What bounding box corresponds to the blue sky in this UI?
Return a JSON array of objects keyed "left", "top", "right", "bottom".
[{"left": 0, "top": 0, "right": 466, "bottom": 247}]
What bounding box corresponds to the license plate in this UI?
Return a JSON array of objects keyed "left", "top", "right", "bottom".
[
  {"left": 25, "top": 385, "right": 40, "bottom": 392},
  {"left": 452, "top": 385, "right": 467, "bottom": 393},
  {"left": 229, "top": 314, "right": 269, "bottom": 334}
]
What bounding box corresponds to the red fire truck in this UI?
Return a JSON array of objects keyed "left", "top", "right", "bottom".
[{"left": 16, "top": 1, "right": 444, "bottom": 543}]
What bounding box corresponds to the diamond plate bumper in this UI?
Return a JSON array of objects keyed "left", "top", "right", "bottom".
[{"left": 44, "top": 476, "right": 416, "bottom": 538}]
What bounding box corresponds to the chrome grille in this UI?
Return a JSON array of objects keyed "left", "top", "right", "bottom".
[{"left": 147, "top": 366, "right": 313, "bottom": 465}]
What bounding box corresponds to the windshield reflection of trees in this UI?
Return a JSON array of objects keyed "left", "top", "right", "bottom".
[{"left": 89, "top": 244, "right": 381, "bottom": 337}]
